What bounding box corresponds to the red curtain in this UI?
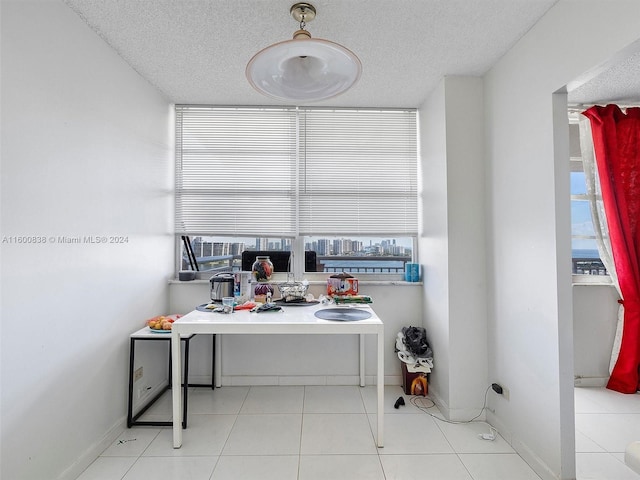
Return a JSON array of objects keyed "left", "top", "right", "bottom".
[{"left": 583, "top": 104, "right": 640, "bottom": 393}]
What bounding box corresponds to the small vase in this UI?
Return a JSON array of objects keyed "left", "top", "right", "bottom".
[{"left": 251, "top": 256, "right": 273, "bottom": 282}]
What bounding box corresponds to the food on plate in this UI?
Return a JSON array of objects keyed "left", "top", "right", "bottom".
[{"left": 147, "top": 314, "right": 179, "bottom": 331}]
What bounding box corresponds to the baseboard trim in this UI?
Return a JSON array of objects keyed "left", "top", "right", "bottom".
[
  {"left": 486, "top": 411, "right": 558, "bottom": 480},
  {"left": 206, "top": 375, "right": 403, "bottom": 387},
  {"left": 56, "top": 416, "right": 125, "bottom": 480},
  {"left": 511, "top": 436, "right": 559, "bottom": 480},
  {"left": 574, "top": 376, "right": 608, "bottom": 387}
]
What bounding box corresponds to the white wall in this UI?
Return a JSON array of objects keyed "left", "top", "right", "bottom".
[
  {"left": 483, "top": 1, "right": 640, "bottom": 479},
  {"left": 573, "top": 284, "right": 620, "bottom": 384},
  {"left": 0, "top": 2, "right": 173, "bottom": 480},
  {"left": 419, "top": 76, "right": 488, "bottom": 420},
  {"left": 418, "top": 81, "right": 451, "bottom": 403}
]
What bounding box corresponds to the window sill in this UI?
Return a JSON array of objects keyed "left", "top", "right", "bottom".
[
  {"left": 168, "top": 278, "right": 210, "bottom": 285},
  {"left": 168, "top": 278, "right": 423, "bottom": 286},
  {"left": 572, "top": 274, "right": 613, "bottom": 286}
]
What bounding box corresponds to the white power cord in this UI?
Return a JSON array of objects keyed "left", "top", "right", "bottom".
[
  {"left": 478, "top": 426, "right": 497, "bottom": 441},
  {"left": 409, "top": 385, "right": 501, "bottom": 442}
]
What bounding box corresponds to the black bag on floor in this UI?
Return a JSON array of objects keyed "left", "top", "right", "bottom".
[{"left": 401, "top": 326, "right": 431, "bottom": 358}]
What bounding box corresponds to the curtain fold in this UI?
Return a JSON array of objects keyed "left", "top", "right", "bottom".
[
  {"left": 583, "top": 104, "right": 640, "bottom": 393},
  {"left": 578, "top": 116, "right": 623, "bottom": 374}
]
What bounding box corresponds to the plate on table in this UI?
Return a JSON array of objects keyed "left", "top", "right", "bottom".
[
  {"left": 314, "top": 308, "right": 372, "bottom": 321},
  {"left": 149, "top": 327, "right": 171, "bottom": 333},
  {"left": 196, "top": 303, "right": 219, "bottom": 312}
]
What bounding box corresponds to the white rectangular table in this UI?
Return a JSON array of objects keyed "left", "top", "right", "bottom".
[{"left": 171, "top": 303, "right": 384, "bottom": 448}]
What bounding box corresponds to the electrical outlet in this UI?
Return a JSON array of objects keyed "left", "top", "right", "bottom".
[
  {"left": 133, "top": 367, "right": 143, "bottom": 382},
  {"left": 492, "top": 382, "right": 509, "bottom": 401}
]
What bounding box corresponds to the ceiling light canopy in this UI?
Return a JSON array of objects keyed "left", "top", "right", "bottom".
[{"left": 246, "top": 3, "right": 362, "bottom": 103}]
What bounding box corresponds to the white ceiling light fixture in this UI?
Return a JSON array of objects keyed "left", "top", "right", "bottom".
[{"left": 246, "top": 2, "right": 362, "bottom": 103}]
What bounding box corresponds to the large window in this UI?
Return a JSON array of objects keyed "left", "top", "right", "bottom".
[
  {"left": 175, "top": 106, "right": 418, "bottom": 278},
  {"left": 569, "top": 119, "right": 608, "bottom": 277}
]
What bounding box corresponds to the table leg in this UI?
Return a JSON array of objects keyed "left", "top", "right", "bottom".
[
  {"left": 172, "top": 331, "right": 182, "bottom": 448},
  {"left": 211, "top": 334, "right": 216, "bottom": 389},
  {"left": 127, "top": 338, "right": 135, "bottom": 427},
  {"left": 182, "top": 338, "right": 189, "bottom": 428},
  {"left": 377, "top": 329, "right": 384, "bottom": 448},
  {"left": 215, "top": 334, "right": 222, "bottom": 388},
  {"left": 359, "top": 334, "right": 365, "bottom": 387}
]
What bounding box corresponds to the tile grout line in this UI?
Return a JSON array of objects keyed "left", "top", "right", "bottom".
[
  {"left": 212, "top": 387, "right": 248, "bottom": 466},
  {"left": 298, "top": 386, "right": 308, "bottom": 479},
  {"left": 356, "top": 384, "right": 388, "bottom": 479}
]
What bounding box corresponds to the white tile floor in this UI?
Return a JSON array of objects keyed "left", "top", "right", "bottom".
[
  {"left": 75, "top": 385, "right": 640, "bottom": 480},
  {"left": 574, "top": 386, "right": 640, "bottom": 480}
]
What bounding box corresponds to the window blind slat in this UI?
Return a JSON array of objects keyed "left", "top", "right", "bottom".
[
  {"left": 175, "top": 107, "right": 297, "bottom": 236},
  {"left": 175, "top": 106, "right": 417, "bottom": 237},
  {"left": 298, "top": 108, "right": 417, "bottom": 236}
]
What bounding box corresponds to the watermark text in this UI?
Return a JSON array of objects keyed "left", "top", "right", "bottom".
[{"left": 2, "top": 235, "right": 130, "bottom": 245}]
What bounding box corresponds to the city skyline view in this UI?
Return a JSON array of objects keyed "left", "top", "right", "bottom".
[
  {"left": 183, "top": 236, "right": 413, "bottom": 273},
  {"left": 189, "top": 236, "right": 413, "bottom": 258}
]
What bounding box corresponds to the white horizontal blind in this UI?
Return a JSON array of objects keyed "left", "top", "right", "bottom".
[
  {"left": 298, "top": 108, "right": 417, "bottom": 236},
  {"left": 175, "top": 106, "right": 297, "bottom": 236},
  {"left": 175, "top": 106, "right": 417, "bottom": 237}
]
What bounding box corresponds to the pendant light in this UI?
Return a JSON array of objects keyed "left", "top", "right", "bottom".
[{"left": 246, "top": 3, "right": 362, "bottom": 103}]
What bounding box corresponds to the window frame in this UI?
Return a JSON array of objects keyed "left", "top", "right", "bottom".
[
  {"left": 174, "top": 106, "right": 419, "bottom": 281},
  {"left": 569, "top": 114, "right": 611, "bottom": 285},
  {"left": 174, "top": 235, "right": 416, "bottom": 282}
]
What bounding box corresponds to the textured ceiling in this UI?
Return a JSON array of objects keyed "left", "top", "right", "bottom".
[
  {"left": 63, "top": 0, "right": 562, "bottom": 107},
  {"left": 63, "top": 0, "right": 640, "bottom": 108},
  {"left": 568, "top": 48, "right": 640, "bottom": 107}
]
